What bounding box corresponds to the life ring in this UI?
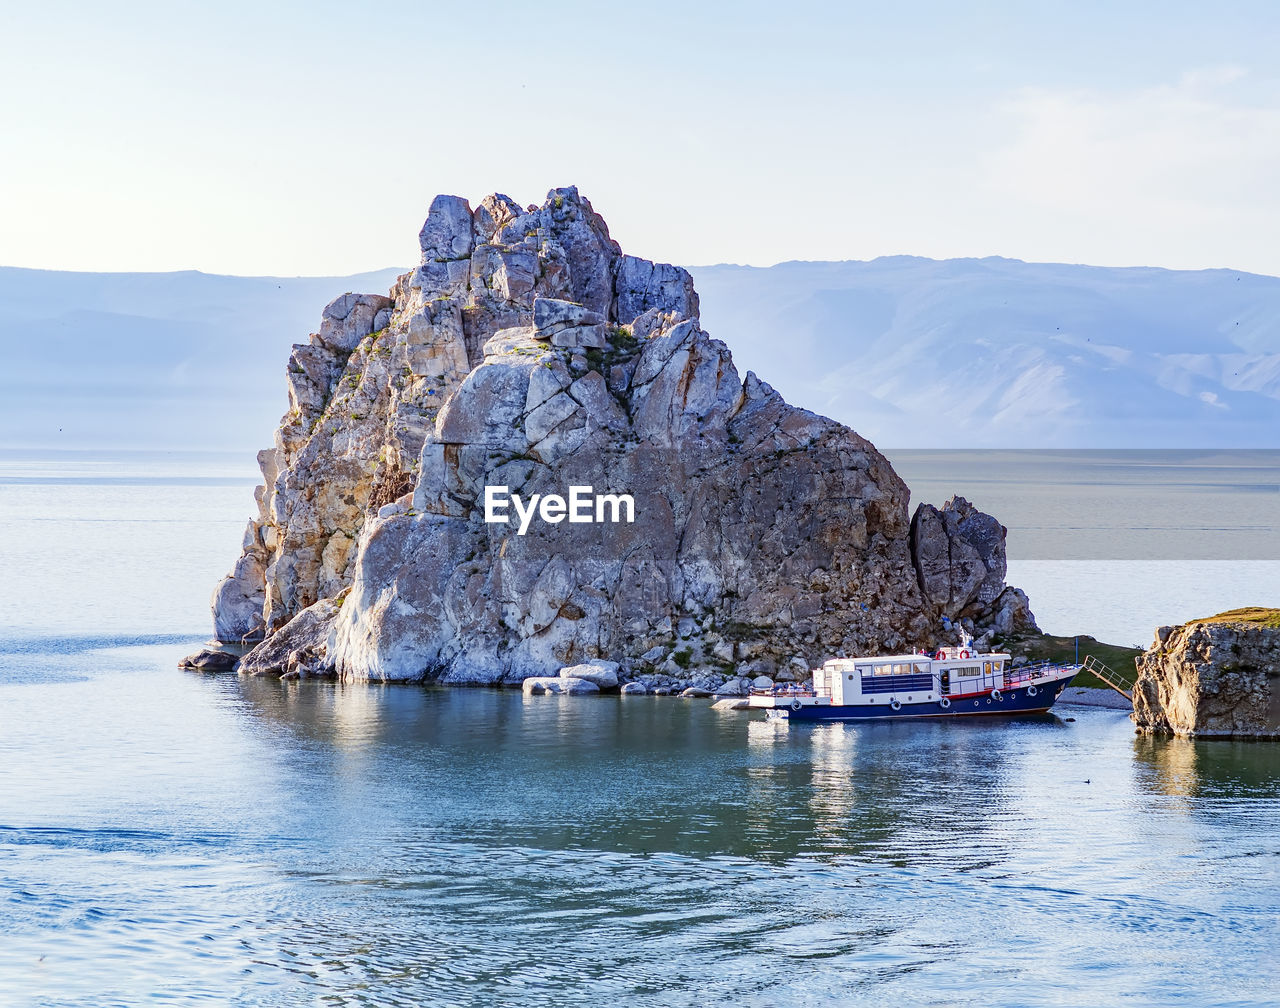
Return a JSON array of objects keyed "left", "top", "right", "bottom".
[
  {"left": 991, "top": 689, "right": 1002, "bottom": 702},
  {"left": 939, "top": 697, "right": 951, "bottom": 709},
  {"left": 960, "top": 650, "right": 970, "bottom": 659},
  {"left": 1027, "top": 685, "right": 1038, "bottom": 697},
  {"left": 790, "top": 699, "right": 802, "bottom": 712},
  {"left": 935, "top": 650, "right": 945, "bottom": 660},
  {"left": 890, "top": 698, "right": 901, "bottom": 711}
]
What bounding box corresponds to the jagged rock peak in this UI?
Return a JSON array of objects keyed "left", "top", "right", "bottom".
[{"left": 210, "top": 187, "right": 702, "bottom": 647}]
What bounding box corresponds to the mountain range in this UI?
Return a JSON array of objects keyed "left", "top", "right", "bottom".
[{"left": 4, "top": 256, "right": 1278, "bottom": 451}]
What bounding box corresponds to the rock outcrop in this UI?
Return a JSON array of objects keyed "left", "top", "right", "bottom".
[
  {"left": 1132, "top": 608, "right": 1280, "bottom": 738},
  {"left": 909, "top": 495, "right": 1036, "bottom": 635},
  {"left": 199, "top": 187, "right": 1037, "bottom": 683}
]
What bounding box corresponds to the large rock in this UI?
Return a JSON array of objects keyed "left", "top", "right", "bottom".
[
  {"left": 237, "top": 598, "right": 341, "bottom": 678},
  {"left": 1132, "top": 609, "right": 1280, "bottom": 738},
  {"left": 523, "top": 676, "right": 600, "bottom": 696},
  {"left": 205, "top": 187, "right": 1036, "bottom": 685},
  {"left": 559, "top": 661, "right": 620, "bottom": 689},
  {"left": 909, "top": 495, "right": 1036, "bottom": 630}
]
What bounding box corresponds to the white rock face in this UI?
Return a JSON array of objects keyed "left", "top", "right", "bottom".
[{"left": 202, "top": 186, "right": 1037, "bottom": 683}]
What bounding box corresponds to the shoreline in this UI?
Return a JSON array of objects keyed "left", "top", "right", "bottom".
[{"left": 1058, "top": 686, "right": 1132, "bottom": 710}]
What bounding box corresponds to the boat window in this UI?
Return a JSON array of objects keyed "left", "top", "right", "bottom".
[
  {"left": 855, "top": 665, "right": 872, "bottom": 677},
  {"left": 953, "top": 665, "right": 980, "bottom": 677},
  {"left": 984, "top": 662, "right": 992, "bottom": 675},
  {"left": 914, "top": 663, "right": 928, "bottom": 675}
]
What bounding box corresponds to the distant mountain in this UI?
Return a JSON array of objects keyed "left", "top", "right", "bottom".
[
  {"left": 0, "top": 266, "right": 403, "bottom": 450},
  {"left": 693, "top": 257, "right": 1280, "bottom": 447},
  {"left": 3, "top": 257, "right": 1278, "bottom": 450}
]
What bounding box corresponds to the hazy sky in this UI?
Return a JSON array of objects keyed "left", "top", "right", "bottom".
[{"left": 5, "top": 1, "right": 1280, "bottom": 277}]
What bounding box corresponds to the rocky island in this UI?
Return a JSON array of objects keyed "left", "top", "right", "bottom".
[
  {"left": 1133, "top": 608, "right": 1280, "bottom": 738},
  {"left": 192, "top": 188, "right": 1037, "bottom": 688}
]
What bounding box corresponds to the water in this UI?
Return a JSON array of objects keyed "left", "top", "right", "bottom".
[
  {"left": 1, "top": 451, "right": 1278, "bottom": 1006},
  {"left": 889, "top": 450, "right": 1280, "bottom": 647}
]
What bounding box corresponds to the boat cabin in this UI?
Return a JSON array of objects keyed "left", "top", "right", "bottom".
[{"left": 814, "top": 652, "right": 1011, "bottom": 706}]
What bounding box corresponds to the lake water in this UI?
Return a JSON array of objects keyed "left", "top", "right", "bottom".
[{"left": 1, "top": 450, "right": 1278, "bottom": 1006}]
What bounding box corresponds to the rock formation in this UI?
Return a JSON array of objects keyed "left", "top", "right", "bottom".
[
  {"left": 910, "top": 495, "right": 1033, "bottom": 636},
  {"left": 208, "top": 187, "right": 1036, "bottom": 683},
  {"left": 1132, "top": 608, "right": 1280, "bottom": 738}
]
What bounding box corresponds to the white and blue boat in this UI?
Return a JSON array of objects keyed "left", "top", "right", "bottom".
[{"left": 749, "top": 631, "right": 1078, "bottom": 721}]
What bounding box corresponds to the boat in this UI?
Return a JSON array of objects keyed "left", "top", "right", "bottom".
[{"left": 748, "top": 629, "right": 1077, "bottom": 721}]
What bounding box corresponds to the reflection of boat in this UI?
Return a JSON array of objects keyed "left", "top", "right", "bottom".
[{"left": 749, "top": 630, "right": 1077, "bottom": 722}]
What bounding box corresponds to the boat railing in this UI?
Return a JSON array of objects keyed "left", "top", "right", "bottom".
[
  {"left": 942, "top": 660, "right": 1075, "bottom": 696},
  {"left": 1002, "top": 660, "right": 1078, "bottom": 688}
]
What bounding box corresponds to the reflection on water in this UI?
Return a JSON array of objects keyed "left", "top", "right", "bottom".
[
  {"left": 2, "top": 645, "right": 1280, "bottom": 1007},
  {"left": 1134, "top": 735, "right": 1202, "bottom": 805}
]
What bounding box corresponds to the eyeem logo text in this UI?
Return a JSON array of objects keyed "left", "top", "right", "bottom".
[{"left": 484, "top": 485, "right": 635, "bottom": 536}]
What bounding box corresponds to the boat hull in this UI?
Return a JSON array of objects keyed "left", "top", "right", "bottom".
[{"left": 775, "top": 671, "right": 1077, "bottom": 721}]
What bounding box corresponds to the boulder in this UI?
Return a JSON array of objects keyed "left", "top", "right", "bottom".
[
  {"left": 177, "top": 648, "right": 237, "bottom": 672},
  {"left": 533, "top": 297, "right": 605, "bottom": 336},
  {"left": 549, "top": 324, "right": 607, "bottom": 350},
  {"left": 523, "top": 676, "right": 600, "bottom": 696},
  {"left": 1132, "top": 609, "right": 1280, "bottom": 738},
  {"left": 751, "top": 675, "right": 775, "bottom": 691},
  {"left": 711, "top": 697, "right": 751, "bottom": 711},
  {"left": 237, "top": 598, "right": 341, "bottom": 678},
  {"left": 318, "top": 293, "right": 395, "bottom": 353},
  {"left": 621, "top": 682, "right": 647, "bottom": 695},
  {"left": 559, "top": 660, "right": 620, "bottom": 689},
  {"left": 680, "top": 686, "right": 713, "bottom": 698},
  {"left": 737, "top": 658, "right": 777, "bottom": 679}
]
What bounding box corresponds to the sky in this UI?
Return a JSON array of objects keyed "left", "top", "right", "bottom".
[{"left": 4, "top": 1, "right": 1280, "bottom": 277}]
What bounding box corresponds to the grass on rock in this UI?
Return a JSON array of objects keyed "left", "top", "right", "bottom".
[{"left": 1190, "top": 607, "right": 1280, "bottom": 629}]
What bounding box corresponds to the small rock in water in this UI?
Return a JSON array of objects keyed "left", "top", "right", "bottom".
[
  {"left": 178, "top": 649, "right": 237, "bottom": 672},
  {"left": 620, "top": 682, "right": 647, "bottom": 695}
]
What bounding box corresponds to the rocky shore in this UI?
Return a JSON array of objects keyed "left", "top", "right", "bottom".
[{"left": 188, "top": 187, "right": 1038, "bottom": 685}]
